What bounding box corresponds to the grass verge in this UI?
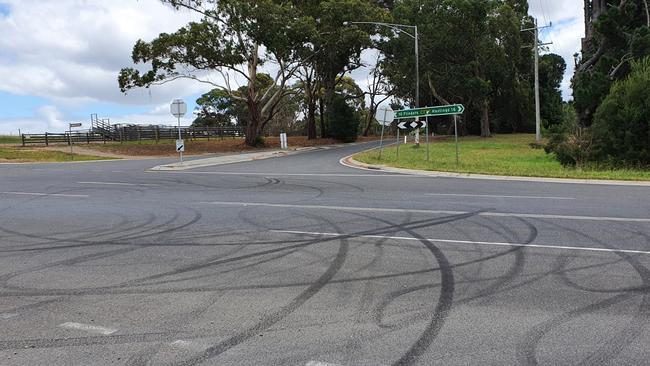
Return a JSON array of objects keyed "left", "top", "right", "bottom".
[
  {"left": 0, "top": 147, "right": 112, "bottom": 163},
  {"left": 0, "top": 135, "right": 22, "bottom": 144},
  {"left": 354, "top": 134, "right": 650, "bottom": 181}
]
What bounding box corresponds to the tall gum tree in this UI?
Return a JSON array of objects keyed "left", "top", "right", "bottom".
[
  {"left": 381, "top": 0, "right": 534, "bottom": 136},
  {"left": 118, "top": 0, "right": 315, "bottom": 146}
]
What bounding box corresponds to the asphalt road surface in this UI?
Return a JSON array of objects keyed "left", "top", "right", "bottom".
[{"left": 1, "top": 142, "right": 650, "bottom": 366}]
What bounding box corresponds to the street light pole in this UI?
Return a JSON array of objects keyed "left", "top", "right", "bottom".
[
  {"left": 522, "top": 19, "right": 552, "bottom": 143},
  {"left": 343, "top": 21, "right": 424, "bottom": 157}
]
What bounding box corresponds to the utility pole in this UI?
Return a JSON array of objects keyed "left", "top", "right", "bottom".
[{"left": 522, "top": 19, "right": 552, "bottom": 143}]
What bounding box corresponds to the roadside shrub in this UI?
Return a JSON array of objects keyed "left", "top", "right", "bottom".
[
  {"left": 591, "top": 57, "right": 650, "bottom": 166},
  {"left": 328, "top": 95, "right": 360, "bottom": 143},
  {"left": 544, "top": 105, "right": 593, "bottom": 168},
  {"left": 253, "top": 135, "right": 266, "bottom": 147}
]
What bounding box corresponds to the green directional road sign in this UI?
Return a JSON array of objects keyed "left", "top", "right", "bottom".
[{"left": 395, "top": 104, "right": 465, "bottom": 119}]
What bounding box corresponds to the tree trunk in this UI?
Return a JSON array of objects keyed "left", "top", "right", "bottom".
[
  {"left": 307, "top": 101, "right": 317, "bottom": 139},
  {"left": 480, "top": 100, "right": 491, "bottom": 137},
  {"left": 319, "top": 96, "right": 326, "bottom": 138},
  {"left": 363, "top": 103, "right": 377, "bottom": 137},
  {"left": 245, "top": 101, "right": 262, "bottom": 146},
  {"left": 321, "top": 74, "right": 337, "bottom": 138}
]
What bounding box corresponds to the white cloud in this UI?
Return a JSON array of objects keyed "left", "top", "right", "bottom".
[
  {"left": 529, "top": 0, "right": 584, "bottom": 100},
  {"left": 0, "top": 0, "right": 204, "bottom": 106}
]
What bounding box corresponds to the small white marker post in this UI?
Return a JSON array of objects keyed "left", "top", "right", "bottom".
[
  {"left": 279, "top": 132, "right": 288, "bottom": 149},
  {"left": 170, "top": 99, "right": 187, "bottom": 164}
]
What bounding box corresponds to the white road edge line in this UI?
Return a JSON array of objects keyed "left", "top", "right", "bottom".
[
  {"left": 199, "top": 201, "right": 650, "bottom": 223},
  {"left": 305, "top": 361, "right": 343, "bottom": 366},
  {"left": 59, "top": 322, "right": 117, "bottom": 335},
  {"left": 273, "top": 230, "right": 650, "bottom": 256},
  {"left": 77, "top": 181, "right": 160, "bottom": 187},
  {"left": 152, "top": 171, "right": 402, "bottom": 177},
  {"left": 425, "top": 193, "right": 575, "bottom": 200},
  {"left": 0, "top": 191, "right": 89, "bottom": 198}
]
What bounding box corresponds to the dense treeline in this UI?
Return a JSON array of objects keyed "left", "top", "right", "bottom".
[
  {"left": 547, "top": 0, "right": 650, "bottom": 167},
  {"left": 119, "top": 0, "right": 565, "bottom": 146}
]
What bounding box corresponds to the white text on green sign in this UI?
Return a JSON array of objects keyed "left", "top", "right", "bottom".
[{"left": 395, "top": 104, "right": 465, "bottom": 119}]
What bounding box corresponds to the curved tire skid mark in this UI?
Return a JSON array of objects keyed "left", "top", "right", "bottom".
[
  {"left": 517, "top": 221, "right": 650, "bottom": 365},
  {"left": 344, "top": 211, "right": 456, "bottom": 366},
  {"left": 172, "top": 218, "right": 350, "bottom": 366}
]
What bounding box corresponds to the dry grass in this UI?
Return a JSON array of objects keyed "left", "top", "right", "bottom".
[{"left": 83, "top": 136, "right": 381, "bottom": 157}]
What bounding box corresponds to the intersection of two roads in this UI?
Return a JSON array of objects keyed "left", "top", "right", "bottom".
[{"left": 1, "top": 142, "right": 650, "bottom": 365}]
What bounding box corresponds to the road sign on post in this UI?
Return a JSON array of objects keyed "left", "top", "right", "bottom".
[
  {"left": 375, "top": 107, "right": 394, "bottom": 160},
  {"left": 397, "top": 121, "right": 427, "bottom": 130},
  {"left": 170, "top": 99, "right": 187, "bottom": 164},
  {"left": 394, "top": 104, "right": 465, "bottom": 165},
  {"left": 176, "top": 139, "right": 185, "bottom": 152},
  {"left": 395, "top": 104, "right": 465, "bottom": 119}
]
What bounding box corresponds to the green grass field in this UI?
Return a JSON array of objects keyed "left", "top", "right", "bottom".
[
  {"left": 355, "top": 134, "right": 650, "bottom": 181},
  {"left": 0, "top": 135, "right": 22, "bottom": 144},
  {"left": 0, "top": 147, "right": 111, "bottom": 163}
]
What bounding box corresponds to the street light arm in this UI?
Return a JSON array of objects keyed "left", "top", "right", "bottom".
[{"left": 344, "top": 21, "right": 416, "bottom": 39}]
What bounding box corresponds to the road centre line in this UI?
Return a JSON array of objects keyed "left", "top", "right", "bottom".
[
  {"left": 77, "top": 181, "right": 160, "bottom": 187},
  {"left": 426, "top": 193, "right": 575, "bottom": 200},
  {"left": 0, "top": 191, "right": 89, "bottom": 198},
  {"left": 199, "top": 201, "right": 650, "bottom": 222},
  {"left": 59, "top": 322, "right": 117, "bottom": 335},
  {"left": 274, "top": 230, "right": 650, "bottom": 256}
]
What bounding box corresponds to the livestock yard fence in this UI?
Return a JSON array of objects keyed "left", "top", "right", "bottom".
[{"left": 21, "top": 114, "right": 244, "bottom": 146}]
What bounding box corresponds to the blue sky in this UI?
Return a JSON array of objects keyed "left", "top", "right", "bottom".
[{"left": 0, "top": 0, "right": 584, "bottom": 135}]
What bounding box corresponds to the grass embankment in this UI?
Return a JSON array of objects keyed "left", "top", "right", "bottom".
[
  {"left": 355, "top": 134, "right": 650, "bottom": 181},
  {"left": 84, "top": 136, "right": 380, "bottom": 156},
  {"left": 0, "top": 135, "right": 22, "bottom": 144},
  {"left": 0, "top": 147, "right": 110, "bottom": 163}
]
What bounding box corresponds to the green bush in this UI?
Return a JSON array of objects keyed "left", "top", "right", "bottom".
[
  {"left": 544, "top": 118, "right": 593, "bottom": 168},
  {"left": 591, "top": 57, "right": 650, "bottom": 166},
  {"left": 328, "top": 95, "right": 360, "bottom": 143}
]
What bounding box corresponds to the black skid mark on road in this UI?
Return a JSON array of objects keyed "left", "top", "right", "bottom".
[
  {"left": 454, "top": 217, "right": 536, "bottom": 305},
  {"left": 0, "top": 208, "right": 204, "bottom": 294},
  {"left": 172, "top": 218, "right": 351, "bottom": 366},
  {"left": 124, "top": 291, "right": 228, "bottom": 366},
  {"left": 515, "top": 293, "right": 639, "bottom": 366},
  {"left": 343, "top": 211, "right": 457, "bottom": 366},
  {"left": 516, "top": 221, "right": 650, "bottom": 366}
]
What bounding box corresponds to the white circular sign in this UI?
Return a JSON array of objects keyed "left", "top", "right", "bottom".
[
  {"left": 170, "top": 99, "right": 187, "bottom": 118},
  {"left": 375, "top": 107, "right": 394, "bottom": 126}
]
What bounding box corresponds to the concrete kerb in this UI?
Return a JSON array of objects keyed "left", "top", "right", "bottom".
[{"left": 340, "top": 148, "right": 650, "bottom": 187}]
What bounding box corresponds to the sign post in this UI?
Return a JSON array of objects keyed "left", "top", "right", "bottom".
[
  {"left": 170, "top": 99, "right": 187, "bottom": 164},
  {"left": 394, "top": 104, "right": 465, "bottom": 165},
  {"left": 68, "top": 122, "right": 82, "bottom": 159},
  {"left": 375, "top": 107, "right": 394, "bottom": 160}
]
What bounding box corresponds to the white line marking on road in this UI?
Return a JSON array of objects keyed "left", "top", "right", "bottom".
[
  {"left": 200, "top": 201, "right": 650, "bottom": 222},
  {"left": 274, "top": 230, "right": 650, "bottom": 256},
  {"left": 0, "top": 191, "right": 89, "bottom": 198},
  {"left": 59, "top": 322, "right": 117, "bottom": 335},
  {"left": 156, "top": 171, "right": 402, "bottom": 177},
  {"left": 305, "top": 361, "right": 342, "bottom": 366},
  {"left": 426, "top": 193, "right": 575, "bottom": 200},
  {"left": 0, "top": 313, "right": 18, "bottom": 320},
  {"left": 77, "top": 181, "right": 160, "bottom": 187}
]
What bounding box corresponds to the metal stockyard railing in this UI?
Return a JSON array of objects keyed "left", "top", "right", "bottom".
[{"left": 21, "top": 125, "right": 245, "bottom": 146}]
